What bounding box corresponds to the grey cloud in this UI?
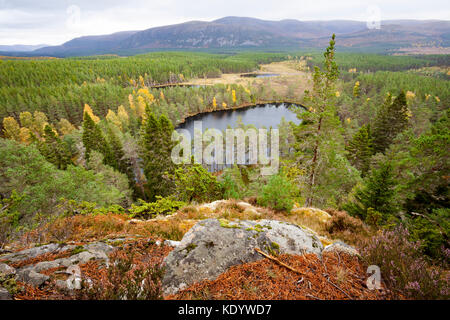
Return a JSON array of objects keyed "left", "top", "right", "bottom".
[{"left": 0, "top": 0, "right": 449, "bottom": 45}]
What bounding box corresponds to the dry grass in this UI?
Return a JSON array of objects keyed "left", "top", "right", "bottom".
[
  {"left": 13, "top": 202, "right": 371, "bottom": 253},
  {"left": 187, "top": 61, "right": 311, "bottom": 98}
]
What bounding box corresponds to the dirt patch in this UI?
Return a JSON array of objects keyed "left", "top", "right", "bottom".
[{"left": 187, "top": 61, "right": 311, "bottom": 98}]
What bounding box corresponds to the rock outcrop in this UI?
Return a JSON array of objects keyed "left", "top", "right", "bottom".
[
  {"left": 0, "top": 241, "right": 114, "bottom": 289},
  {"left": 162, "top": 218, "right": 324, "bottom": 295},
  {"left": 323, "top": 241, "right": 359, "bottom": 256},
  {"left": 0, "top": 287, "right": 12, "bottom": 300}
]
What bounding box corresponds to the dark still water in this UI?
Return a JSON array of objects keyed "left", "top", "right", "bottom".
[
  {"left": 240, "top": 73, "right": 280, "bottom": 78},
  {"left": 176, "top": 103, "right": 303, "bottom": 136}
]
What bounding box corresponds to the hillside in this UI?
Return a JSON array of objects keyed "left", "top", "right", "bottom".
[
  {"left": 30, "top": 17, "right": 450, "bottom": 56},
  {"left": 0, "top": 44, "right": 48, "bottom": 52},
  {"left": 0, "top": 36, "right": 448, "bottom": 302}
]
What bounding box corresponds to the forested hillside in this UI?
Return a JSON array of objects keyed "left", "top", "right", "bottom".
[
  {"left": 0, "top": 52, "right": 287, "bottom": 126},
  {"left": 0, "top": 39, "right": 448, "bottom": 300}
]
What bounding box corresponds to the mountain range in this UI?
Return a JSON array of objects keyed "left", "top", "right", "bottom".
[
  {"left": 0, "top": 44, "right": 49, "bottom": 52},
  {"left": 7, "top": 17, "right": 450, "bottom": 56}
]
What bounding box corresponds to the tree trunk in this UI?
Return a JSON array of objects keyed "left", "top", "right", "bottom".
[{"left": 305, "top": 116, "right": 322, "bottom": 207}]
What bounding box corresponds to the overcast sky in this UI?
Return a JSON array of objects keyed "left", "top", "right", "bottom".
[{"left": 1, "top": 0, "right": 449, "bottom": 45}]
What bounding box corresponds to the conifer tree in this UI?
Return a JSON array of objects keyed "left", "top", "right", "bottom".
[
  {"left": 82, "top": 112, "right": 113, "bottom": 166},
  {"left": 372, "top": 91, "right": 409, "bottom": 154},
  {"left": 292, "top": 34, "right": 359, "bottom": 207},
  {"left": 106, "top": 126, "right": 128, "bottom": 175},
  {"left": 344, "top": 161, "right": 398, "bottom": 222},
  {"left": 39, "top": 125, "right": 72, "bottom": 169},
  {"left": 346, "top": 124, "right": 373, "bottom": 176},
  {"left": 140, "top": 108, "right": 176, "bottom": 201}
]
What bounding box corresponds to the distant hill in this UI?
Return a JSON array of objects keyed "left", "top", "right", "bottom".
[
  {"left": 26, "top": 17, "right": 450, "bottom": 56},
  {"left": 0, "top": 44, "right": 49, "bottom": 52}
]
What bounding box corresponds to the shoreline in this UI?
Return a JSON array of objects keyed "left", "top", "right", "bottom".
[{"left": 176, "top": 100, "right": 305, "bottom": 127}]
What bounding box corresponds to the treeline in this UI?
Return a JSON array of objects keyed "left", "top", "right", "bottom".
[
  {"left": 0, "top": 83, "right": 130, "bottom": 125},
  {"left": 306, "top": 52, "right": 450, "bottom": 72},
  {"left": 0, "top": 52, "right": 288, "bottom": 129},
  {"left": 0, "top": 51, "right": 286, "bottom": 88}
]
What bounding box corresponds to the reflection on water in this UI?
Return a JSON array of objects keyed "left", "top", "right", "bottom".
[
  {"left": 175, "top": 103, "right": 303, "bottom": 172},
  {"left": 177, "top": 103, "right": 302, "bottom": 136},
  {"left": 240, "top": 73, "right": 280, "bottom": 78}
]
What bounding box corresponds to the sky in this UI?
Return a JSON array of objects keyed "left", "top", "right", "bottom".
[{"left": 0, "top": 0, "right": 449, "bottom": 45}]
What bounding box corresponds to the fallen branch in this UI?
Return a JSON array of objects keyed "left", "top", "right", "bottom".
[
  {"left": 254, "top": 247, "right": 305, "bottom": 275},
  {"left": 326, "top": 278, "right": 352, "bottom": 299},
  {"left": 306, "top": 293, "right": 322, "bottom": 300}
]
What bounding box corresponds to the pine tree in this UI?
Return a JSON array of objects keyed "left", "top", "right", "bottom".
[
  {"left": 344, "top": 161, "right": 398, "bottom": 222},
  {"left": 372, "top": 91, "right": 409, "bottom": 154},
  {"left": 140, "top": 108, "right": 176, "bottom": 201},
  {"left": 346, "top": 124, "right": 373, "bottom": 176},
  {"left": 140, "top": 109, "right": 163, "bottom": 200},
  {"left": 82, "top": 112, "right": 113, "bottom": 166},
  {"left": 292, "top": 34, "right": 359, "bottom": 207},
  {"left": 106, "top": 126, "right": 127, "bottom": 174},
  {"left": 39, "top": 125, "right": 72, "bottom": 169}
]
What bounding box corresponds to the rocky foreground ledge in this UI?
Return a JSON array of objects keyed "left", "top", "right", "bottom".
[
  {"left": 0, "top": 216, "right": 360, "bottom": 300},
  {"left": 162, "top": 218, "right": 358, "bottom": 295},
  {"left": 0, "top": 241, "right": 115, "bottom": 299}
]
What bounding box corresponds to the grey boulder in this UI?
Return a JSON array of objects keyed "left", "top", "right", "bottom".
[
  {"left": 0, "top": 287, "right": 12, "bottom": 300},
  {"left": 323, "top": 241, "right": 359, "bottom": 256},
  {"left": 0, "top": 243, "right": 75, "bottom": 263},
  {"left": 16, "top": 269, "right": 49, "bottom": 287},
  {"left": 162, "top": 218, "right": 323, "bottom": 295},
  {"left": 0, "top": 263, "right": 16, "bottom": 277}
]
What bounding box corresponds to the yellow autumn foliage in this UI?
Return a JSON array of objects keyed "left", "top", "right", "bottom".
[
  {"left": 106, "top": 109, "right": 121, "bottom": 128},
  {"left": 136, "top": 96, "right": 146, "bottom": 117},
  {"left": 117, "top": 105, "right": 129, "bottom": 126},
  {"left": 128, "top": 94, "right": 136, "bottom": 111},
  {"left": 83, "top": 104, "right": 100, "bottom": 123},
  {"left": 406, "top": 91, "right": 416, "bottom": 100},
  {"left": 2, "top": 117, "right": 21, "bottom": 141},
  {"left": 19, "top": 127, "right": 32, "bottom": 144},
  {"left": 57, "top": 118, "right": 76, "bottom": 136},
  {"left": 19, "top": 111, "right": 33, "bottom": 128}
]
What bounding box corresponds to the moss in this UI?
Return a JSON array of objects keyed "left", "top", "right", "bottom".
[
  {"left": 270, "top": 241, "right": 280, "bottom": 250},
  {"left": 0, "top": 275, "right": 20, "bottom": 296},
  {"left": 312, "top": 239, "right": 319, "bottom": 248},
  {"left": 247, "top": 224, "right": 271, "bottom": 233},
  {"left": 219, "top": 218, "right": 240, "bottom": 229},
  {"left": 264, "top": 241, "right": 280, "bottom": 256},
  {"left": 185, "top": 243, "right": 198, "bottom": 253},
  {"left": 71, "top": 245, "right": 86, "bottom": 255}
]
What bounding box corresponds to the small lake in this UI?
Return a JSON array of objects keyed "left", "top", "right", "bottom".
[
  {"left": 240, "top": 73, "right": 280, "bottom": 78},
  {"left": 177, "top": 103, "right": 302, "bottom": 136}
]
